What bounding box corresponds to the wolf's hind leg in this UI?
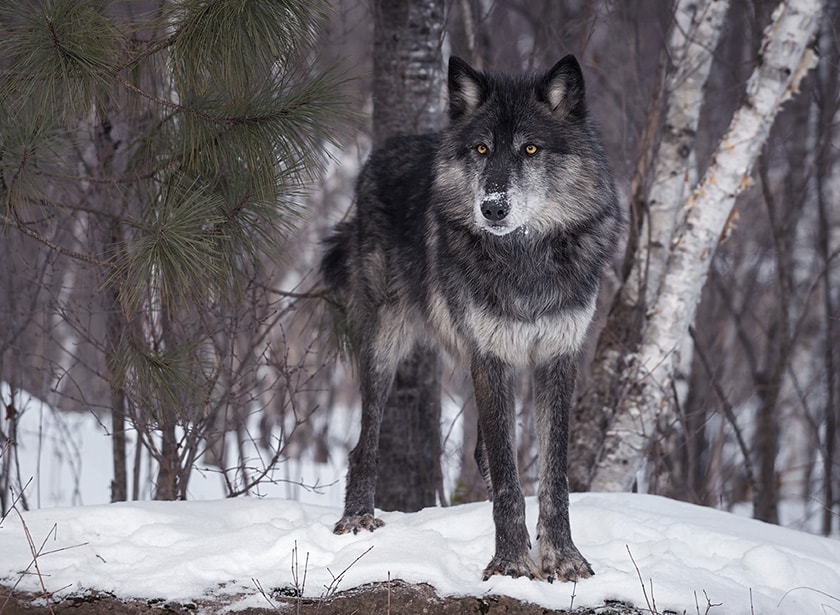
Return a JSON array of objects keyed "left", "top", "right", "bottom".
[
  {"left": 474, "top": 424, "right": 493, "bottom": 500},
  {"left": 534, "top": 354, "right": 593, "bottom": 582},
  {"left": 334, "top": 339, "right": 395, "bottom": 535}
]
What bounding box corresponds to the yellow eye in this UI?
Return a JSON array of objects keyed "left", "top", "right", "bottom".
[
  {"left": 476, "top": 143, "right": 488, "bottom": 155},
  {"left": 524, "top": 144, "right": 538, "bottom": 155}
]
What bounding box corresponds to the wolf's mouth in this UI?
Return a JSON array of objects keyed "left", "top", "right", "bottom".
[
  {"left": 483, "top": 223, "right": 509, "bottom": 235},
  {"left": 483, "top": 222, "right": 525, "bottom": 237}
]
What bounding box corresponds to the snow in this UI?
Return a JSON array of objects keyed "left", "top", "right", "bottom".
[
  {"left": 2, "top": 494, "right": 839, "bottom": 613},
  {"left": 3, "top": 384, "right": 840, "bottom": 614}
]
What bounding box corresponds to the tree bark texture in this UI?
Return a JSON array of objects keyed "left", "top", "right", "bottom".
[
  {"left": 590, "top": 0, "right": 821, "bottom": 492},
  {"left": 98, "top": 137, "right": 129, "bottom": 504},
  {"left": 371, "top": 0, "right": 445, "bottom": 512},
  {"left": 570, "top": 0, "right": 730, "bottom": 492},
  {"left": 813, "top": 0, "right": 840, "bottom": 535},
  {"left": 372, "top": 1, "right": 444, "bottom": 142}
]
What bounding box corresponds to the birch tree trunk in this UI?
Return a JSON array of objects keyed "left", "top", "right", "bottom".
[
  {"left": 591, "top": 0, "right": 821, "bottom": 492},
  {"left": 569, "top": 0, "right": 730, "bottom": 491}
]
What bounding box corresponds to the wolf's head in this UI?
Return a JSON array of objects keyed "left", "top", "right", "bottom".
[{"left": 435, "top": 56, "right": 612, "bottom": 237}]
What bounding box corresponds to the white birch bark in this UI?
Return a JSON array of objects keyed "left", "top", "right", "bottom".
[
  {"left": 625, "top": 0, "right": 730, "bottom": 310},
  {"left": 591, "top": 0, "right": 822, "bottom": 492},
  {"left": 625, "top": 1, "right": 730, "bottom": 477},
  {"left": 568, "top": 0, "right": 730, "bottom": 492}
]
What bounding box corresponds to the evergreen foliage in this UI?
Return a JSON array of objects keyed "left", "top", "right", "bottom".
[{"left": 0, "top": 0, "right": 348, "bottom": 499}]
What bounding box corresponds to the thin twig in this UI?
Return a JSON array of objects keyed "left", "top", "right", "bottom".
[
  {"left": 689, "top": 326, "right": 756, "bottom": 493},
  {"left": 251, "top": 578, "right": 276, "bottom": 609},
  {"left": 115, "top": 74, "right": 309, "bottom": 127},
  {"left": 626, "top": 544, "right": 656, "bottom": 614},
  {"left": 291, "top": 540, "right": 309, "bottom": 615},
  {"left": 114, "top": 27, "right": 182, "bottom": 73},
  {"left": 702, "top": 589, "right": 722, "bottom": 614},
  {"left": 650, "top": 578, "right": 657, "bottom": 613},
  {"left": 1, "top": 476, "right": 31, "bottom": 527},
  {"left": 11, "top": 505, "right": 56, "bottom": 615},
  {"left": 1, "top": 214, "right": 109, "bottom": 267},
  {"left": 320, "top": 545, "right": 374, "bottom": 604},
  {"left": 777, "top": 586, "right": 840, "bottom": 609}
]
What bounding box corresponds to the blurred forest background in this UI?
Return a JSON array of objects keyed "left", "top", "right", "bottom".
[{"left": 0, "top": 0, "right": 837, "bottom": 538}]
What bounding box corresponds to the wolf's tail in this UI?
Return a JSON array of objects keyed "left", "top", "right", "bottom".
[
  {"left": 321, "top": 222, "right": 354, "bottom": 356},
  {"left": 320, "top": 221, "right": 352, "bottom": 291}
]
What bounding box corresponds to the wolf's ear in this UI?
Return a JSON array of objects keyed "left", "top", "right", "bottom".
[
  {"left": 448, "top": 56, "right": 485, "bottom": 121},
  {"left": 539, "top": 55, "right": 586, "bottom": 118}
]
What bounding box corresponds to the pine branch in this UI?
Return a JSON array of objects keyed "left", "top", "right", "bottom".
[
  {"left": 116, "top": 71, "right": 334, "bottom": 128},
  {"left": 1, "top": 213, "right": 109, "bottom": 267},
  {"left": 115, "top": 28, "right": 182, "bottom": 74}
]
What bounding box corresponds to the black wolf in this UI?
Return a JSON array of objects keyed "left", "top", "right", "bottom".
[{"left": 322, "top": 55, "right": 622, "bottom": 582}]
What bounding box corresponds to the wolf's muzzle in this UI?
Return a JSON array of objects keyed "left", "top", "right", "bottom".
[{"left": 480, "top": 194, "right": 509, "bottom": 222}]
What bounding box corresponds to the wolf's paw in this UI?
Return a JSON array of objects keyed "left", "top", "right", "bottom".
[
  {"left": 482, "top": 553, "right": 542, "bottom": 581},
  {"left": 538, "top": 544, "right": 594, "bottom": 583},
  {"left": 333, "top": 514, "right": 384, "bottom": 535}
]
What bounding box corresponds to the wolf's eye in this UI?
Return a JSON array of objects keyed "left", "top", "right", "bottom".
[
  {"left": 524, "top": 144, "right": 538, "bottom": 156},
  {"left": 476, "top": 143, "right": 488, "bottom": 155}
]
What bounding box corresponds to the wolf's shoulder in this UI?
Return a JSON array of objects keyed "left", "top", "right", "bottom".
[
  {"left": 356, "top": 133, "right": 441, "bottom": 214},
  {"left": 359, "top": 133, "right": 441, "bottom": 188}
]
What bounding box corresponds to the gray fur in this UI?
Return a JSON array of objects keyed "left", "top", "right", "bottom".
[{"left": 322, "top": 55, "right": 623, "bottom": 582}]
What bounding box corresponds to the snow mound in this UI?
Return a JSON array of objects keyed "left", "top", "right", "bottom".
[{"left": 2, "top": 493, "right": 838, "bottom": 614}]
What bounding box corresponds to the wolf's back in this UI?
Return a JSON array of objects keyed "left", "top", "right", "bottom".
[{"left": 320, "top": 134, "right": 439, "bottom": 296}]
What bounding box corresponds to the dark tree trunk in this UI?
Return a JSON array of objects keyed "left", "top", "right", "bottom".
[
  {"left": 154, "top": 309, "right": 182, "bottom": 501},
  {"left": 103, "top": 210, "right": 128, "bottom": 504},
  {"left": 376, "top": 348, "right": 443, "bottom": 510},
  {"left": 371, "top": 0, "right": 445, "bottom": 512},
  {"left": 107, "top": 307, "right": 128, "bottom": 503},
  {"left": 371, "top": 0, "right": 444, "bottom": 143},
  {"left": 753, "top": 375, "right": 780, "bottom": 524},
  {"left": 155, "top": 421, "right": 179, "bottom": 500},
  {"left": 814, "top": 0, "right": 839, "bottom": 537},
  {"left": 751, "top": 155, "right": 793, "bottom": 526},
  {"left": 92, "top": 113, "right": 130, "bottom": 503}
]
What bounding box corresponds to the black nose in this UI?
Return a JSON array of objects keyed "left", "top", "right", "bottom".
[{"left": 481, "top": 199, "right": 509, "bottom": 221}]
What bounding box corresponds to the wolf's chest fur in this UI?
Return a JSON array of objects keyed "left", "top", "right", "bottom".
[
  {"left": 423, "top": 220, "right": 597, "bottom": 366},
  {"left": 428, "top": 291, "right": 596, "bottom": 366}
]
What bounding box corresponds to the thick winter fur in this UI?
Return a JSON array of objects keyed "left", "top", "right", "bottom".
[{"left": 322, "top": 56, "right": 623, "bottom": 582}]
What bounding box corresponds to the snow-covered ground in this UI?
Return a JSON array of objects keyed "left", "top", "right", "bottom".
[
  {"left": 2, "top": 383, "right": 839, "bottom": 614},
  {"left": 2, "top": 493, "right": 839, "bottom": 614}
]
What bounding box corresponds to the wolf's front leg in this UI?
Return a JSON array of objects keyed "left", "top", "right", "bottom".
[
  {"left": 334, "top": 345, "right": 394, "bottom": 535},
  {"left": 471, "top": 355, "right": 541, "bottom": 580},
  {"left": 533, "top": 354, "right": 593, "bottom": 582}
]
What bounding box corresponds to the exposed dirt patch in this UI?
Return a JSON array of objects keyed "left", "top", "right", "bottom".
[{"left": 1, "top": 582, "right": 645, "bottom": 614}]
